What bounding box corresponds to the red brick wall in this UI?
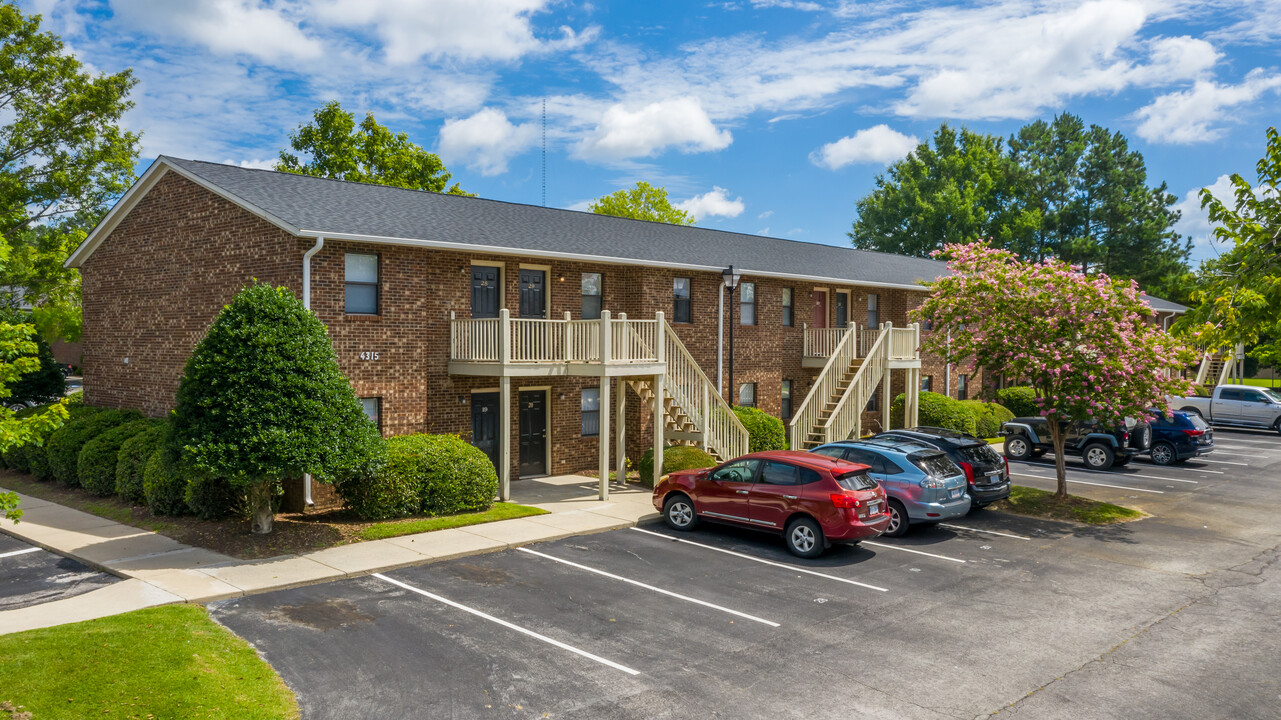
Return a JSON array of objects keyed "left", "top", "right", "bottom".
[{"left": 81, "top": 175, "right": 966, "bottom": 479}]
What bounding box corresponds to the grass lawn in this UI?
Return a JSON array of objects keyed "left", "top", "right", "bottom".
[
  {"left": 359, "top": 502, "right": 548, "bottom": 540},
  {"left": 1241, "top": 377, "right": 1280, "bottom": 388},
  {"left": 0, "top": 605, "right": 298, "bottom": 720},
  {"left": 993, "top": 485, "right": 1144, "bottom": 524}
]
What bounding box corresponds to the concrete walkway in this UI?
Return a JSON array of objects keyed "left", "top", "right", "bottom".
[{"left": 0, "top": 476, "right": 658, "bottom": 635}]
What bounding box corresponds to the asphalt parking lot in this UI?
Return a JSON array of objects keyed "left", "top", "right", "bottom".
[
  {"left": 0, "top": 534, "right": 118, "bottom": 611},
  {"left": 210, "top": 428, "right": 1281, "bottom": 719}
]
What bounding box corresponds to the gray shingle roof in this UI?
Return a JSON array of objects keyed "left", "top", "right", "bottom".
[
  {"left": 162, "top": 157, "right": 948, "bottom": 290},
  {"left": 1139, "top": 294, "right": 1188, "bottom": 314}
]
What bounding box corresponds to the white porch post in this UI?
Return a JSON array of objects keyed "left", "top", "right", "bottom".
[
  {"left": 616, "top": 377, "right": 627, "bottom": 485},
  {"left": 653, "top": 311, "right": 666, "bottom": 487},
  {"left": 499, "top": 375, "right": 511, "bottom": 502},
  {"left": 599, "top": 376, "right": 611, "bottom": 501},
  {"left": 881, "top": 321, "right": 892, "bottom": 431}
]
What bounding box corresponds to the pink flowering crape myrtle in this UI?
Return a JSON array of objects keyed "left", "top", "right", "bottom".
[{"left": 913, "top": 242, "right": 1198, "bottom": 498}]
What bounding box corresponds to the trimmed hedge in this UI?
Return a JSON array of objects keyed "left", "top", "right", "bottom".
[
  {"left": 996, "top": 386, "right": 1039, "bottom": 418},
  {"left": 116, "top": 423, "right": 167, "bottom": 503},
  {"left": 185, "top": 475, "right": 242, "bottom": 520},
  {"left": 731, "top": 406, "right": 787, "bottom": 452},
  {"left": 339, "top": 434, "right": 497, "bottom": 521},
  {"left": 78, "top": 420, "right": 154, "bottom": 496},
  {"left": 960, "top": 400, "right": 1015, "bottom": 439},
  {"left": 638, "top": 445, "right": 717, "bottom": 488},
  {"left": 891, "top": 391, "right": 978, "bottom": 436},
  {"left": 47, "top": 409, "right": 143, "bottom": 487},
  {"left": 143, "top": 445, "right": 188, "bottom": 516}
]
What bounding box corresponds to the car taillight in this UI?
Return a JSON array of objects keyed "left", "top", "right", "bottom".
[
  {"left": 1182, "top": 429, "right": 1204, "bottom": 437},
  {"left": 1122, "top": 431, "right": 1130, "bottom": 442},
  {"left": 959, "top": 461, "right": 975, "bottom": 485},
  {"left": 830, "top": 493, "right": 861, "bottom": 509}
]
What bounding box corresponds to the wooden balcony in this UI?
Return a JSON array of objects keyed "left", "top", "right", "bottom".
[
  {"left": 448, "top": 309, "right": 667, "bottom": 377},
  {"left": 802, "top": 324, "right": 920, "bottom": 368}
]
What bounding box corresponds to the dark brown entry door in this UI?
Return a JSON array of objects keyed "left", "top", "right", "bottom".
[
  {"left": 471, "top": 392, "right": 500, "bottom": 472},
  {"left": 471, "top": 266, "right": 500, "bottom": 318},
  {"left": 835, "top": 292, "right": 849, "bottom": 329},
  {"left": 812, "top": 291, "right": 828, "bottom": 328},
  {"left": 518, "top": 390, "right": 547, "bottom": 476},
  {"left": 519, "top": 269, "right": 546, "bottom": 318}
]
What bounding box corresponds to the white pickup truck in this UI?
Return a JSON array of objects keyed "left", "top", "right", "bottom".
[{"left": 1176, "top": 384, "right": 1281, "bottom": 434}]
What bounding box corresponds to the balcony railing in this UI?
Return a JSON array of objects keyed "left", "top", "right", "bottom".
[
  {"left": 450, "top": 309, "right": 663, "bottom": 366},
  {"left": 802, "top": 326, "right": 849, "bottom": 359}
]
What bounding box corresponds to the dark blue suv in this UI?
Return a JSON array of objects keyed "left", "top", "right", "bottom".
[{"left": 1144, "top": 410, "right": 1214, "bottom": 466}]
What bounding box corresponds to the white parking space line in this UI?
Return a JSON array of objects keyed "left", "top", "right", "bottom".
[
  {"left": 1215, "top": 443, "right": 1280, "bottom": 453},
  {"left": 372, "top": 573, "right": 641, "bottom": 676},
  {"left": 628, "top": 527, "right": 888, "bottom": 592},
  {"left": 1213, "top": 437, "right": 1280, "bottom": 447},
  {"left": 1012, "top": 460, "right": 1201, "bottom": 483},
  {"left": 517, "top": 547, "right": 780, "bottom": 627},
  {"left": 937, "top": 524, "right": 1030, "bottom": 540},
  {"left": 862, "top": 541, "right": 967, "bottom": 563},
  {"left": 1195, "top": 459, "right": 1249, "bottom": 466},
  {"left": 0, "top": 547, "right": 41, "bottom": 559},
  {"left": 1011, "top": 472, "right": 1166, "bottom": 494}
]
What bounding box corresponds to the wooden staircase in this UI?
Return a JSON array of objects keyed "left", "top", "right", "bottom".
[
  {"left": 1195, "top": 347, "right": 1239, "bottom": 389},
  {"left": 801, "top": 357, "right": 865, "bottom": 448}
]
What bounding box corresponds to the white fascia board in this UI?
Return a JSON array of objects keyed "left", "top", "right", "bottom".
[{"left": 295, "top": 230, "right": 933, "bottom": 293}]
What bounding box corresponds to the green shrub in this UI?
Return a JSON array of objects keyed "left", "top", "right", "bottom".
[
  {"left": 960, "top": 400, "right": 1014, "bottom": 439},
  {"left": 638, "top": 445, "right": 718, "bottom": 487},
  {"left": 143, "top": 445, "right": 188, "bottom": 516},
  {"left": 996, "top": 386, "right": 1039, "bottom": 418},
  {"left": 78, "top": 420, "right": 153, "bottom": 496},
  {"left": 891, "top": 391, "right": 978, "bottom": 436},
  {"left": 338, "top": 434, "right": 494, "bottom": 520},
  {"left": 7, "top": 332, "right": 67, "bottom": 404},
  {"left": 46, "top": 409, "right": 143, "bottom": 487},
  {"left": 731, "top": 406, "right": 787, "bottom": 452},
  {"left": 185, "top": 475, "right": 243, "bottom": 520},
  {"left": 116, "top": 423, "right": 166, "bottom": 504}
]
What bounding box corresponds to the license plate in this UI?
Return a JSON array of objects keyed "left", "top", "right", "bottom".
[
  {"left": 950, "top": 488, "right": 962, "bottom": 499},
  {"left": 866, "top": 502, "right": 880, "bottom": 515}
]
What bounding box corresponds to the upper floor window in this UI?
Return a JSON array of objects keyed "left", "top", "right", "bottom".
[
  {"left": 781, "top": 288, "right": 794, "bottom": 326},
  {"left": 345, "top": 253, "right": 379, "bottom": 314},
  {"left": 866, "top": 292, "right": 879, "bottom": 329},
  {"left": 582, "top": 273, "right": 603, "bottom": 320},
  {"left": 740, "top": 282, "right": 756, "bottom": 325},
  {"left": 673, "top": 277, "right": 692, "bottom": 323}
]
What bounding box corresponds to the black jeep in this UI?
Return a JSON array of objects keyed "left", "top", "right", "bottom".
[{"left": 1000, "top": 417, "right": 1150, "bottom": 471}]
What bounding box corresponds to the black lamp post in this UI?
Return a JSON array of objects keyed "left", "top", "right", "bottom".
[{"left": 722, "top": 265, "right": 742, "bottom": 405}]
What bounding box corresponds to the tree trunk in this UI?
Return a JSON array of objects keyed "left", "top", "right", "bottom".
[
  {"left": 1047, "top": 419, "right": 1069, "bottom": 499},
  {"left": 249, "top": 481, "right": 273, "bottom": 535}
]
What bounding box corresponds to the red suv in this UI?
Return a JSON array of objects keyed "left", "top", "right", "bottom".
[{"left": 652, "top": 450, "right": 890, "bottom": 558}]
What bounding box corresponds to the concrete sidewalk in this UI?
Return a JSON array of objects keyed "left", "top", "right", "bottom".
[{"left": 0, "top": 475, "right": 658, "bottom": 635}]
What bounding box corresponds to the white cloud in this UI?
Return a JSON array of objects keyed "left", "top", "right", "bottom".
[
  {"left": 438, "top": 108, "right": 539, "bottom": 175},
  {"left": 109, "top": 0, "right": 324, "bottom": 62},
  {"left": 223, "top": 157, "right": 277, "bottom": 170},
  {"left": 811, "top": 125, "right": 918, "bottom": 169},
  {"left": 575, "top": 97, "right": 733, "bottom": 160},
  {"left": 757, "top": 210, "right": 773, "bottom": 219},
  {"left": 676, "top": 187, "right": 745, "bottom": 220},
  {"left": 1172, "top": 174, "right": 1267, "bottom": 260},
  {"left": 311, "top": 0, "right": 594, "bottom": 63},
  {"left": 1134, "top": 70, "right": 1281, "bottom": 143}
]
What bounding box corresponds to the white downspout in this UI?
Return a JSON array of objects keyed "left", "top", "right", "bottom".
[
  {"left": 301, "top": 236, "right": 324, "bottom": 506},
  {"left": 717, "top": 283, "right": 725, "bottom": 398},
  {"left": 945, "top": 330, "right": 952, "bottom": 398}
]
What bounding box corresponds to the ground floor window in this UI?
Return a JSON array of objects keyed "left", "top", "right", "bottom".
[
  {"left": 581, "top": 387, "right": 600, "bottom": 436},
  {"left": 738, "top": 382, "right": 756, "bottom": 408},
  {"left": 921, "top": 375, "right": 932, "bottom": 392},
  {"left": 866, "top": 389, "right": 879, "bottom": 412},
  {"left": 957, "top": 374, "right": 969, "bottom": 401},
  {"left": 359, "top": 397, "right": 381, "bottom": 430},
  {"left": 781, "top": 379, "right": 793, "bottom": 419}
]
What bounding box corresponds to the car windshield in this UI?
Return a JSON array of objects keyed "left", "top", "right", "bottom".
[
  {"left": 836, "top": 471, "right": 877, "bottom": 491},
  {"left": 908, "top": 452, "right": 960, "bottom": 478},
  {"left": 956, "top": 444, "right": 1001, "bottom": 465},
  {"left": 1262, "top": 388, "right": 1281, "bottom": 403}
]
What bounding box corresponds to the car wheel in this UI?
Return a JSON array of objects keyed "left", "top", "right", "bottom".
[
  {"left": 784, "top": 517, "right": 825, "bottom": 559},
  {"left": 1150, "top": 441, "right": 1177, "bottom": 466},
  {"left": 1083, "top": 443, "right": 1115, "bottom": 470},
  {"left": 6, "top": 403, "right": 26, "bottom": 413},
  {"left": 883, "top": 499, "right": 910, "bottom": 537},
  {"left": 662, "top": 494, "right": 698, "bottom": 531},
  {"left": 1005, "top": 436, "right": 1032, "bottom": 460}
]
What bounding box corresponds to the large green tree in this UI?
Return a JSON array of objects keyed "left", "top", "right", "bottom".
[
  {"left": 170, "top": 284, "right": 385, "bottom": 534},
  {"left": 277, "top": 101, "right": 470, "bottom": 196},
  {"left": 589, "top": 181, "right": 695, "bottom": 225},
  {"left": 0, "top": 4, "right": 139, "bottom": 342}
]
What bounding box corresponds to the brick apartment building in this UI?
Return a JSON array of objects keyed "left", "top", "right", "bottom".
[{"left": 67, "top": 158, "right": 966, "bottom": 500}]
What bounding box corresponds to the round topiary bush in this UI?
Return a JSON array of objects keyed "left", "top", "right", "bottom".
[
  {"left": 115, "top": 422, "right": 166, "bottom": 503},
  {"left": 336, "top": 449, "right": 418, "bottom": 521},
  {"left": 731, "top": 406, "right": 787, "bottom": 452},
  {"left": 890, "top": 391, "right": 978, "bottom": 436},
  {"left": 637, "top": 445, "right": 718, "bottom": 487},
  {"left": 337, "top": 434, "right": 495, "bottom": 520},
  {"left": 78, "top": 419, "right": 153, "bottom": 496},
  {"left": 142, "top": 445, "right": 188, "bottom": 516},
  {"left": 185, "top": 475, "right": 243, "bottom": 520},
  {"left": 996, "top": 386, "right": 1039, "bottom": 418},
  {"left": 46, "top": 408, "right": 143, "bottom": 487},
  {"left": 959, "top": 400, "right": 1014, "bottom": 439}
]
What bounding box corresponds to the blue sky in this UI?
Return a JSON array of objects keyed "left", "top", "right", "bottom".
[{"left": 25, "top": 0, "right": 1281, "bottom": 264}]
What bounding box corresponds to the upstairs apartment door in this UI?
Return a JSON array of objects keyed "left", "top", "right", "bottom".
[
  {"left": 471, "top": 265, "right": 500, "bottom": 318},
  {"left": 519, "top": 269, "right": 546, "bottom": 318},
  {"left": 812, "top": 290, "right": 828, "bottom": 328},
  {"left": 834, "top": 291, "right": 849, "bottom": 329}
]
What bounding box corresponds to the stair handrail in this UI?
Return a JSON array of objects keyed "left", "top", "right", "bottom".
[
  {"left": 1194, "top": 350, "right": 1214, "bottom": 387},
  {"left": 663, "top": 324, "right": 749, "bottom": 460},
  {"left": 788, "top": 323, "right": 859, "bottom": 449},
  {"left": 821, "top": 322, "right": 891, "bottom": 444}
]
